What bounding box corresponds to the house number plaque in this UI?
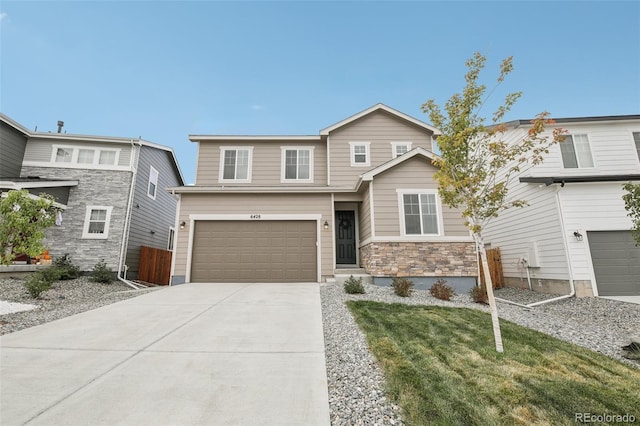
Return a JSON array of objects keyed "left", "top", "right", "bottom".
[{"left": 250, "top": 214, "right": 261, "bottom": 219}]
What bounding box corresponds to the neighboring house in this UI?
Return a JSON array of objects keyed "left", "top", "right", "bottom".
[
  {"left": 168, "top": 104, "right": 477, "bottom": 289},
  {"left": 482, "top": 115, "right": 640, "bottom": 298},
  {"left": 0, "top": 113, "right": 184, "bottom": 284}
]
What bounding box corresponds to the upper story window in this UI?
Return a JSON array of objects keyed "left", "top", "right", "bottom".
[
  {"left": 167, "top": 227, "right": 175, "bottom": 251},
  {"left": 282, "top": 147, "right": 314, "bottom": 182},
  {"left": 148, "top": 166, "right": 159, "bottom": 199},
  {"left": 633, "top": 132, "right": 640, "bottom": 161},
  {"left": 52, "top": 145, "right": 119, "bottom": 167},
  {"left": 560, "top": 134, "right": 594, "bottom": 168},
  {"left": 219, "top": 147, "right": 253, "bottom": 182},
  {"left": 82, "top": 206, "right": 113, "bottom": 239},
  {"left": 349, "top": 142, "right": 370, "bottom": 167},
  {"left": 397, "top": 190, "right": 440, "bottom": 236},
  {"left": 391, "top": 142, "right": 412, "bottom": 158}
]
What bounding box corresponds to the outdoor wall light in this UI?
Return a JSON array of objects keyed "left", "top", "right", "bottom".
[
  {"left": 573, "top": 231, "right": 583, "bottom": 241},
  {"left": 323, "top": 220, "right": 329, "bottom": 230},
  {"left": 180, "top": 221, "right": 186, "bottom": 230}
]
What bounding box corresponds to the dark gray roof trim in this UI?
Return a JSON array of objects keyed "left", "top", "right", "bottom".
[
  {"left": 520, "top": 175, "right": 640, "bottom": 186},
  {"left": 503, "top": 115, "right": 640, "bottom": 128}
]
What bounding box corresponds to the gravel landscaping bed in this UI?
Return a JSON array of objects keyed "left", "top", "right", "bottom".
[
  {"left": 0, "top": 276, "right": 156, "bottom": 335},
  {"left": 321, "top": 282, "right": 639, "bottom": 425}
]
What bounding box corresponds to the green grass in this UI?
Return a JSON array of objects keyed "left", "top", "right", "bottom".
[{"left": 347, "top": 301, "right": 640, "bottom": 426}]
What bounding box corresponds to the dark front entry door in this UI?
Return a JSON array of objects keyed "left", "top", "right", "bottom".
[{"left": 335, "top": 210, "right": 356, "bottom": 264}]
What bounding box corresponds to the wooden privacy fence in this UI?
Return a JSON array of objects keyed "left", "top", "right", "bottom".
[
  {"left": 139, "top": 246, "right": 172, "bottom": 286},
  {"left": 479, "top": 247, "right": 504, "bottom": 289}
]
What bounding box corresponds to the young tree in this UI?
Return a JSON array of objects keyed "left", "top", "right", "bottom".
[
  {"left": 622, "top": 183, "right": 640, "bottom": 245},
  {"left": 422, "top": 52, "right": 565, "bottom": 353},
  {"left": 0, "top": 189, "right": 57, "bottom": 266}
]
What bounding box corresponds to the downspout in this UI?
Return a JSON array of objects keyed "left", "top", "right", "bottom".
[
  {"left": 496, "top": 184, "right": 576, "bottom": 308},
  {"left": 524, "top": 185, "right": 575, "bottom": 307},
  {"left": 117, "top": 139, "right": 142, "bottom": 289}
]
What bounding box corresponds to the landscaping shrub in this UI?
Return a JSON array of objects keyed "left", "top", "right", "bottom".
[
  {"left": 90, "top": 260, "right": 114, "bottom": 284},
  {"left": 344, "top": 275, "right": 365, "bottom": 294},
  {"left": 392, "top": 277, "right": 414, "bottom": 297},
  {"left": 53, "top": 254, "right": 81, "bottom": 280},
  {"left": 24, "top": 272, "right": 52, "bottom": 299},
  {"left": 470, "top": 283, "right": 488, "bottom": 304},
  {"left": 429, "top": 279, "right": 455, "bottom": 301},
  {"left": 38, "top": 265, "right": 62, "bottom": 283}
]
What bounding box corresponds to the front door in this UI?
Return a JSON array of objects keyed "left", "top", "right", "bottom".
[{"left": 335, "top": 210, "right": 356, "bottom": 264}]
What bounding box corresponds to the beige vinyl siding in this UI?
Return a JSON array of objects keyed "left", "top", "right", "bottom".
[
  {"left": 359, "top": 183, "right": 372, "bottom": 242},
  {"left": 195, "top": 140, "right": 327, "bottom": 186},
  {"left": 328, "top": 111, "right": 435, "bottom": 188},
  {"left": 23, "top": 138, "right": 132, "bottom": 167},
  {"left": 372, "top": 156, "right": 468, "bottom": 237},
  {"left": 173, "top": 193, "right": 333, "bottom": 278}
]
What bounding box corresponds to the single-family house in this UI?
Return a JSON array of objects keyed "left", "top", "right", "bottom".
[
  {"left": 168, "top": 104, "right": 477, "bottom": 289},
  {"left": 482, "top": 115, "right": 640, "bottom": 298},
  {"left": 0, "top": 113, "right": 184, "bottom": 285}
]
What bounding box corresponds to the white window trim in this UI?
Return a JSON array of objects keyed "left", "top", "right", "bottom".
[
  {"left": 51, "top": 144, "right": 121, "bottom": 168},
  {"left": 396, "top": 189, "right": 443, "bottom": 237},
  {"left": 391, "top": 141, "right": 412, "bottom": 158},
  {"left": 631, "top": 131, "right": 640, "bottom": 165},
  {"left": 81, "top": 206, "right": 113, "bottom": 239},
  {"left": 561, "top": 134, "right": 596, "bottom": 169},
  {"left": 148, "top": 165, "right": 159, "bottom": 199},
  {"left": 218, "top": 146, "right": 254, "bottom": 183},
  {"left": 280, "top": 146, "right": 314, "bottom": 183},
  {"left": 349, "top": 142, "right": 371, "bottom": 167}
]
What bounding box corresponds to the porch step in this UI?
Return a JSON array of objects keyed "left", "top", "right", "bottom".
[{"left": 333, "top": 268, "right": 373, "bottom": 285}]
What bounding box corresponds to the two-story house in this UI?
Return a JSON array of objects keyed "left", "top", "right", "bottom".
[
  {"left": 0, "top": 113, "right": 184, "bottom": 285},
  {"left": 482, "top": 115, "right": 640, "bottom": 298},
  {"left": 169, "top": 104, "right": 477, "bottom": 289}
]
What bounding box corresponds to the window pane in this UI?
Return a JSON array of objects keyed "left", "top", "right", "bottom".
[
  {"left": 236, "top": 150, "right": 249, "bottom": 179},
  {"left": 354, "top": 154, "right": 367, "bottom": 163},
  {"left": 78, "top": 149, "right": 95, "bottom": 164},
  {"left": 634, "top": 132, "right": 640, "bottom": 161},
  {"left": 55, "top": 148, "right": 72, "bottom": 163},
  {"left": 223, "top": 150, "right": 237, "bottom": 179},
  {"left": 99, "top": 151, "right": 116, "bottom": 165},
  {"left": 403, "top": 194, "right": 422, "bottom": 234},
  {"left": 420, "top": 194, "right": 438, "bottom": 234},
  {"left": 90, "top": 209, "right": 107, "bottom": 221},
  {"left": 396, "top": 145, "right": 408, "bottom": 157},
  {"left": 560, "top": 135, "right": 578, "bottom": 168},
  {"left": 88, "top": 222, "right": 105, "bottom": 234},
  {"left": 285, "top": 150, "right": 297, "bottom": 179},
  {"left": 573, "top": 134, "right": 594, "bottom": 167},
  {"left": 149, "top": 182, "right": 156, "bottom": 197},
  {"left": 298, "top": 162, "right": 310, "bottom": 179}
]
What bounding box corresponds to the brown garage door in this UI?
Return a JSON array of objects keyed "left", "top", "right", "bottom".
[
  {"left": 191, "top": 220, "right": 317, "bottom": 282},
  {"left": 588, "top": 230, "right": 640, "bottom": 296}
]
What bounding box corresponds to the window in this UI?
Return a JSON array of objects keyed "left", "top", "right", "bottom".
[
  {"left": 148, "top": 166, "right": 159, "bottom": 199},
  {"left": 398, "top": 190, "right": 440, "bottom": 235},
  {"left": 560, "top": 134, "right": 594, "bottom": 168},
  {"left": 219, "top": 147, "right": 253, "bottom": 182},
  {"left": 51, "top": 145, "right": 119, "bottom": 167},
  {"left": 633, "top": 132, "right": 640, "bottom": 161},
  {"left": 167, "top": 227, "right": 175, "bottom": 251},
  {"left": 82, "top": 206, "right": 113, "bottom": 239},
  {"left": 349, "top": 142, "right": 370, "bottom": 166},
  {"left": 391, "top": 142, "right": 412, "bottom": 158},
  {"left": 282, "top": 147, "right": 313, "bottom": 182}
]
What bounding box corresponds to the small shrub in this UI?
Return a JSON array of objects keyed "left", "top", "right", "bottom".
[
  {"left": 344, "top": 275, "right": 365, "bottom": 294},
  {"left": 24, "top": 273, "right": 52, "bottom": 299},
  {"left": 429, "top": 279, "right": 455, "bottom": 301},
  {"left": 90, "top": 260, "right": 114, "bottom": 284},
  {"left": 392, "top": 277, "right": 414, "bottom": 297},
  {"left": 53, "top": 254, "right": 81, "bottom": 280},
  {"left": 38, "top": 266, "right": 62, "bottom": 283},
  {"left": 470, "top": 284, "right": 488, "bottom": 304}
]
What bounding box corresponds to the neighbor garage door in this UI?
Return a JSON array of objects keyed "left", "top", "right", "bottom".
[
  {"left": 190, "top": 220, "right": 317, "bottom": 282},
  {"left": 588, "top": 230, "right": 640, "bottom": 296}
]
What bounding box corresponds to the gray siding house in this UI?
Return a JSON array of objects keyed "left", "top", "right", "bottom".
[
  {"left": 169, "top": 104, "right": 477, "bottom": 289},
  {"left": 0, "top": 113, "right": 184, "bottom": 284}
]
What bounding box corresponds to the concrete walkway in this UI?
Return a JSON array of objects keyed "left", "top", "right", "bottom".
[{"left": 1, "top": 282, "right": 330, "bottom": 426}]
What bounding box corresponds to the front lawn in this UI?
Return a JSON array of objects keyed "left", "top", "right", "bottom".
[{"left": 347, "top": 301, "right": 640, "bottom": 425}]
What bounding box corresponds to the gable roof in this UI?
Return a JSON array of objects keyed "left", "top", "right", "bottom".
[
  {"left": 355, "top": 147, "right": 439, "bottom": 190},
  {"left": 320, "top": 103, "right": 441, "bottom": 136},
  {"left": 500, "top": 114, "right": 640, "bottom": 129}
]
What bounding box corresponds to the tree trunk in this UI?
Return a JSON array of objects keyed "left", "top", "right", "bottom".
[{"left": 476, "top": 232, "right": 504, "bottom": 353}]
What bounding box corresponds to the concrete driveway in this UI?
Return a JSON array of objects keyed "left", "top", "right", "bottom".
[{"left": 1, "top": 282, "right": 330, "bottom": 426}]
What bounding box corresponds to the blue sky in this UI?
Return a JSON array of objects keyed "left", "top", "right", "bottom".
[{"left": 1, "top": 1, "right": 639, "bottom": 184}]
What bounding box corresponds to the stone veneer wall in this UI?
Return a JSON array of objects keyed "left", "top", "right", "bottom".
[
  {"left": 21, "top": 166, "right": 132, "bottom": 272},
  {"left": 360, "top": 241, "right": 477, "bottom": 277},
  {"left": 503, "top": 276, "right": 594, "bottom": 297}
]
